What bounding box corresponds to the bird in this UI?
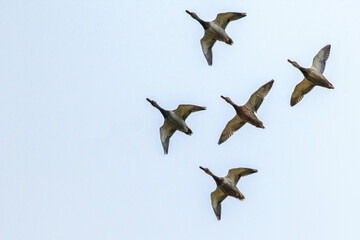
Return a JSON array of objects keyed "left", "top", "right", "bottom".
[
  {"left": 185, "top": 10, "right": 246, "bottom": 65},
  {"left": 218, "top": 80, "right": 274, "bottom": 144},
  {"left": 146, "top": 98, "right": 206, "bottom": 154},
  {"left": 288, "top": 44, "right": 334, "bottom": 106},
  {"left": 199, "top": 166, "right": 257, "bottom": 220}
]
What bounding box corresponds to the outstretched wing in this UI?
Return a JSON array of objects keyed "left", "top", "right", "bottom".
[
  {"left": 225, "top": 168, "right": 258, "bottom": 185},
  {"left": 245, "top": 80, "right": 274, "bottom": 112},
  {"left": 290, "top": 79, "right": 315, "bottom": 106},
  {"left": 211, "top": 188, "right": 227, "bottom": 220},
  {"left": 159, "top": 122, "right": 176, "bottom": 154},
  {"left": 312, "top": 44, "right": 331, "bottom": 74},
  {"left": 213, "top": 12, "right": 246, "bottom": 29},
  {"left": 218, "top": 115, "right": 246, "bottom": 144},
  {"left": 200, "top": 35, "right": 216, "bottom": 66},
  {"left": 173, "top": 104, "right": 206, "bottom": 120}
]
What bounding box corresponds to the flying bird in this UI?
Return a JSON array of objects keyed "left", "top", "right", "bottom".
[
  {"left": 199, "top": 166, "right": 257, "bottom": 220},
  {"left": 218, "top": 80, "right": 274, "bottom": 144},
  {"left": 146, "top": 98, "right": 206, "bottom": 154},
  {"left": 185, "top": 10, "right": 246, "bottom": 65},
  {"left": 288, "top": 44, "right": 334, "bottom": 106}
]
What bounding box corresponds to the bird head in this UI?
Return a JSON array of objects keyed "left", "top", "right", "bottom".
[
  {"left": 186, "top": 10, "right": 199, "bottom": 20},
  {"left": 146, "top": 98, "right": 158, "bottom": 107},
  {"left": 199, "top": 166, "right": 211, "bottom": 174},
  {"left": 287, "top": 59, "right": 301, "bottom": 69},
  {"left": 221, "top": 95, "right": 233, "bottom": 104}
]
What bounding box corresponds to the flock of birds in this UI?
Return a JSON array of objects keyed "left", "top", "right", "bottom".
[{"left": 147, "top": 10, "right": 334, "bottom": 220}]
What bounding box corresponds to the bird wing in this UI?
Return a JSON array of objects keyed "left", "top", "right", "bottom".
[
  {"left": 211, "top": 188, "right": 228, "bottom": 220},
  {"left": 225, "top": 168, "right": 258, "bottom": 185},
  {"left": 312, "top": 44, "right": 331, "bottom": 74},
  {"left": 245, "top": 80, "right": 274, "bottom": 112},
  {"left": 159, "top": 122, "right": 176, "bottom": 154},
  {"left": 290, "top": 78, "right": 315, "bottom": 106},
  {"left": 200, "top": 35, "right": 216, "bottom": 66},
  {"left": 218, "top": 115, "right": 246, "bottom": 145},
  {"left": 173, "top": 104, "right": 206, "bottom": 120},
  {"left": 213, "top": 12, "right": 245, "bottom": 29}
]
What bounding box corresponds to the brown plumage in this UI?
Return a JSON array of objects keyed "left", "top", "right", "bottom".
[
  {"left": 186, "top": 10, "right": 246, "bottom": 65},
  {"left": 218, "top": 80, "right": 274, "bottom": 144},
  {"left": 288, "top": 44, "right": 334, "bottom": 106},
  {"left": 199, "top": 166, "right": 257, "bottom": 220},
  {"left": 147, "top": 98, "right": 206, "bottom": 154}
]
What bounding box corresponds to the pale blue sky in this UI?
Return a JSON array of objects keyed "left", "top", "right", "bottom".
[{"left": 1, "top": 0, "right": 360, "bottom": 239}]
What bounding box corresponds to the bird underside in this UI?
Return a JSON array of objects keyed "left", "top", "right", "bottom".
[
  {"left": 238, "top": 107, "right": 264, "bottom": 128},
  {"left": 219, "top": 181, "right": 243, "bottom": 199},
  {"left": 206, "top": 25, "right": 230, "bottom": 43},
  {"left": 289, "top": 45, "right": 333, "bottom": 106}
]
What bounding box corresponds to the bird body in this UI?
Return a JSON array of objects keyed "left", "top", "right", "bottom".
[
  {"left": 218, "top": 80, "right": 274, "bottom": 144},
  {"left": 288, "top": 44, "right": 334, "bottom": 106},
  {"left": 300, "top": 67, "right": 333, "bottom": 88},
  {"left": 199, "top": 166, "right": 257, "bottom": 220},
  {"left": 166, "top": 111, "right": 192, "bottom": 135},
  {"left": 152, "top": 103, "right": 190, "bottom": 133},
  {"left": 288, "top": 60, "right": 333, "bottom": 89},
  {"left": 218, "top": 177, "right": 244, "bottom": 200},
  {"left": 186, "top": 10, "right": 246, "bottom": 65},
  {"left": 146, "top": 98, "right": 206, "bottom": 154},
  {"left": 207, "top": 174, "right": 241, "bottom": 198},
  {"left": 206, "top": 22, "right": 232, "bottom": 44},
  {"left": 235, "top": 105, "right": 264, "bottom": 129}
]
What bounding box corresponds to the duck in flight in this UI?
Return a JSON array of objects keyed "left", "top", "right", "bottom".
[
  {"left": 146, "top": 98, "right": 206, "bottom": 154},
  {"left": 186, "top": 10, "right": 246, "bottom": 65},
  {"left": 218, "top": 80, "right": 274, "bottom": 144},
  {"left": 288, "top": 44, "right": 334, "bottom": 106},
  {"left": 199, "top": 166, "right": 257, "bottom": 220}
]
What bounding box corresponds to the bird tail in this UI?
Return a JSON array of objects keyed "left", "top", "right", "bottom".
[
  {"left": 238, "top": 192, "right": 245, "bottom": 200},
  {"left": 326, "top": 81, "right": 334, "bottom": 89},
  {"left": 253, "top": 120, "right": 264, "bottom": 129},
  {"left": 185, "top": 128, "right": 193, "bottom": 135},
  {"left": 226, "top": 37, "right": 233, "bottom": 45}
]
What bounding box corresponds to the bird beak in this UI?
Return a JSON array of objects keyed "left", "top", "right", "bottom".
[
  {"left": 287, "top": 59, "right": 293, "bottom": 64},
  {"left": 220, "top": 95, "right": 226, "bottom": 100},
  {"left": 185, "top": 10, "right": 191, "bottom": 14},
  {"left": 199, "top": 166, "right": 205, "bottom": 171},
  {"left": 146, "top": 98, "right": 152, "bottom": 103}
]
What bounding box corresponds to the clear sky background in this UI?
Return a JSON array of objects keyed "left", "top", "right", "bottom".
[{"left": 1, "top": 0, "right": 360, "bottom": 239}]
